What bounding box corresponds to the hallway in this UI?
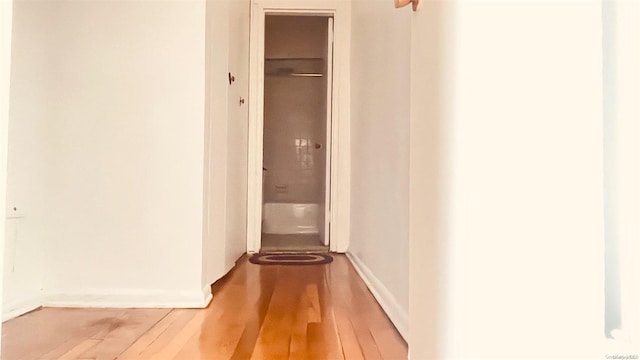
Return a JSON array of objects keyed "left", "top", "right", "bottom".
[
  {"left": 2, "top": 254, "right": 407, "bottom": 359},
  {"left": 3, "top": 0, "right": 637, "bottom": 358}
]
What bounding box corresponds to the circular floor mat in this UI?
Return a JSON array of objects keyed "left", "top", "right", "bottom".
[{"left": 249, "top": 253, "right": 333, "bottom": 265}]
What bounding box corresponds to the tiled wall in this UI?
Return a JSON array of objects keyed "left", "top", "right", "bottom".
[{"left": 263, "top": 16, "right": 328, "bottom": 204}]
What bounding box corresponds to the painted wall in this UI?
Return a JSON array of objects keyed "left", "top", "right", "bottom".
[
  {"left": 408, "top": 3, "right": 454, "bottom": 358},
  {"left": 3, "top": 218, "right": 43, "bottom": 319},
  {"left": 410, "top": 1, "right": 605, "bottom": 358},
  {"left": 202, "top": 0, "right": 230, "bottom": 288},
  {"left": 3, "top": 0, "right": 53, "bottom": 318},
  {"left": 603, "top": 0, "right": 640, "bottom": 351},
  {"left": 202, "top": 0, "right": 251, "bottom": 286},
  {"left": 1, "top": 0, "right": 15, "bottom": 346},
  {"left": 7, "top": 0, "right": 210, "bottom": 309},
  {"left": 349, "top": 0, "right": 410, "bottom": 339}
]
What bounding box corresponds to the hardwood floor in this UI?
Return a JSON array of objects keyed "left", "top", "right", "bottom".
[{"left": 2, "top": 254, "right": 407, "bottom": 359}]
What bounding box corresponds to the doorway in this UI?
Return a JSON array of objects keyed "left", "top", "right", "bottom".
[
  {"left": 247, "top": 3, "right": 350, "bottom": 254},
  {"left": 259, "top": 15, "right": 333, "bottom": 252}
]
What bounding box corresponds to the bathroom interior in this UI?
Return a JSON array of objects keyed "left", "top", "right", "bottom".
[{"left": 261, "top": 15, "right": 332, "bottom": 253}]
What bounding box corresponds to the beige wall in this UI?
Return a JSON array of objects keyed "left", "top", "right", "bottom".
[{"left": 409, "top": 3, "right": 453, "bottom": 357}]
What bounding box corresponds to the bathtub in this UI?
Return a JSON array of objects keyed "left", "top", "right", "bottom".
[{"left": 262, "top": 203, "right": 320, "bottom": 234}]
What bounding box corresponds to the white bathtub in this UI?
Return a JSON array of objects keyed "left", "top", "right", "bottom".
[{"left": 262, "top": 203, "right": 320, "bottom": 234}]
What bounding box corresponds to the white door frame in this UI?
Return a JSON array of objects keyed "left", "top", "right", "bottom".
[
  {"left": 323, "top": 17, "right": 334, "bottom": 246},
  {"left": 247, "top": 0, "right": 351, "bottom": 253}
]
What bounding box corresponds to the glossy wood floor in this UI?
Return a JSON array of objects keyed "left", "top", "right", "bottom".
[{"left": 2, "top": 254, "right": 407, "bottom": 359}]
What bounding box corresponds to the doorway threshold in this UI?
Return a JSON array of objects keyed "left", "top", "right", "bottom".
[{"left": 260, "top": 233, "right": 329, "bottom": 253}]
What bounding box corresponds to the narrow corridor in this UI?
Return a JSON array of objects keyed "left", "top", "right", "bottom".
[{"left": 2, "top": 254, "right": 407, "bottom": 359}]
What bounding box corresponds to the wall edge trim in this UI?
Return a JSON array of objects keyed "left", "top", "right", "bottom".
[
  {"left": 2, "top": 296, "right": 42, "bottom": 322},
  {"left": 346, "top": 252, "right": 408, "bottom": 340},
  {"left": 41, "top": 286, "right": 212, "bottom": 309}
]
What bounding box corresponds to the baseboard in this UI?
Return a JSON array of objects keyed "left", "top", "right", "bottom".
[
  {"left": 43, "top": 285, "right": 212, "bottom": 309},
  {"left": 2, "top": 296, "right": 42, "bottom": 322},
  {"left": 346, "top": 252, "right": 408, "bottom": 340}
]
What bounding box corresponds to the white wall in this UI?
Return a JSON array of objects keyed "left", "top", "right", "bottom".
[
  {"left": 3, "top": 218, "right": 43, "bottom": 319},
  {"left": 7, "top": 0, "right": 211, "bottom": 309},
  {"left": 202, "top": 0, "right": 250, "bottom": 287},
  {"left": 1, "top": 0, "right": 15, "bottom": 346},
  {"left": 3, "top": 0, "right": 49, "bottom": 319},
  {"left": 409, "top": 2, "right": 454, "bottom": 358},
  {"left": 203, "top": 0, "right": 230, "bottom": 288},
  {"left": 410, "top": 1, "right": 605, "bottom": 358},
  {"left": 603, "top": 0, "right": 640, "bottom": 350},
  {"left": 349, "top": 0, "right": 410, "bottom": 339}
]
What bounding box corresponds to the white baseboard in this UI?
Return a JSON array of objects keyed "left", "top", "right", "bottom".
[
  {"left": 346, "top": 252, "right": 408, "bottom": 340},
  {"left": 2, "top": 296, "right": 42, "bottom": 322},
  {"left": 43, "top": 285, "right": 212, "bottom": 309},
  {"left": 3, "top": 286, "right": 213, "bottom": 322}
]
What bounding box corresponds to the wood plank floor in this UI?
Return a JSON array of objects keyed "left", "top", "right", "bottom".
[{"left": 2, "top": 254, "right": 407, "bottom": 359}]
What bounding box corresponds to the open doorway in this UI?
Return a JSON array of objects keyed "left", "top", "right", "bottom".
[
  {"left": 247, "top": 3, "right": 349, "bottom": 255},
  {"left": 259, "top": 15, "right": 333, "bottom": 252}
]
